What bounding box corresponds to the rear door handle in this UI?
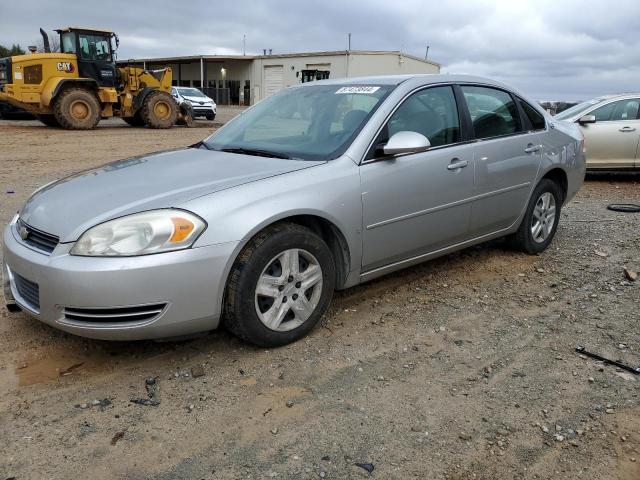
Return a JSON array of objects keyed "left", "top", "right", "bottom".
[
  {"left": 524, "top": 144, "right": 542, "bottom": 154},
  {"left": 619, "top": 126, "right": 637, "bottom": 132},
  {"left": 447, "top": 159, "right": 469, "bottom": 170}
]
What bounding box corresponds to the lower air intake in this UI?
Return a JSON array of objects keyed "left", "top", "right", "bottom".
[{"left": 63, "top": 303, "right": 167, "bottom": 323}]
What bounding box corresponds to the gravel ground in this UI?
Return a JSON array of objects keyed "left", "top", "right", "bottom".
[{"left": 0, "top": 116, "right": 639, "bottom": 480}]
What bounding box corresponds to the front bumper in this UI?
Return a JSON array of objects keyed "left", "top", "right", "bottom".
[
  {"left": 189, "top": 104, "right": 216, "bottom": 116},
  {"left": 2, "top": 222, "right": 238, "bottom": 340}
]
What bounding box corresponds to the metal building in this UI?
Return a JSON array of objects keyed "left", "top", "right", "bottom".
[{"left": 118, "top": 50, "right": 441, "bottom": 106}]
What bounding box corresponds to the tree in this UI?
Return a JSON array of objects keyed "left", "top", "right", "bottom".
[{"left": 0, "top": 44, "right": 26, "bottom": 57}]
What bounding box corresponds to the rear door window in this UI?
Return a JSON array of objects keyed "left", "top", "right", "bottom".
[
  {"left": 461, "top": 86, "right": 522, "bottom": 139},
  {"left": 591, "top": 99, "right": 640, "bottom": 122}
]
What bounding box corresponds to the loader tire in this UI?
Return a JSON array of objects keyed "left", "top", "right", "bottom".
[
  {"left": 53, "top": 87, "right": 101, "bottom": 130},
  {"left": 123, "top": 113, "right": 146, "bottom": 127},
  {"left": 140, "top": 91, "right": 177, "bottom": 129},
  {"left": 36, "top": 114, "right": 61, "bottom": 128}
]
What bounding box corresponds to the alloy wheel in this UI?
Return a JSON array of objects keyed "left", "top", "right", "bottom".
[
  {"left": 254, "top": 248, "right": 323, "bottom": 332},
  {"left": 531, "top": 192, "right": 556, "bottom": 243}
]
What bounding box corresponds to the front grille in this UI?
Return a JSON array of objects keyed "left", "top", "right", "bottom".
[
  {"left": 13, "top": 272, "right": 40, "bottom": 311},
  {"left": 23, "top": 64, "right": 43, "bottom": 84},
  {"left": 17, "top": 219, "right": 59, "bottom": 254},
  {"left": 63, "top": 303, "right": 167, "bottom": 323},
  {"left": 0, "top": 57, "right": 11, "bottom": 85}
]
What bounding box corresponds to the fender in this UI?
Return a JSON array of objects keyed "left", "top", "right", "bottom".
[
  {"left": 42, "top": 78, "right": 98, "bottom": 107},
  {"left": 132, "top": 87, "right": 156, "bottom": 113},
  {"left": 210, "top": 208, "right": 356, "bottom": 322}
]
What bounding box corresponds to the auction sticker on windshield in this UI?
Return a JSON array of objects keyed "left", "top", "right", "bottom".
[{"left": 335, "top": 86, "right": 381, "bottom": 94}]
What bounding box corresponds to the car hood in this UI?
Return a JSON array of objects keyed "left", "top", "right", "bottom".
[
  {"left": 19, "top": 147, "right": 324, "bottom": 243},
  {"left": 183, "top": 96, "right": 213, "bottom": 104}
]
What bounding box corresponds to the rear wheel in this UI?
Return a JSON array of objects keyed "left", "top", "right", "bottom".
[
  {"left": 509, "top": 179, "right": 562, "bottom": 254},
  {"left": 140, "top": 91, "right": 177, "bottom": 129},
  {"left": 36, "top": 114, "right": 61, "bottom": 128},
  {"left": 224, "top": 223, "right": 335, "bottom": 347},
  {"left": 53, "top": 87, "right": 101, "bottom": 130}
]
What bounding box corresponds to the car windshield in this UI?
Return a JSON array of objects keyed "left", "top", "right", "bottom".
[
  {"left": 203, "top": 84, "right": 393, "bottom": 161},
  {"left": 178, "top": 88, "right": 206, "bottom": 98},
  {"left": 554, "top": 99, "right": 602, "bottom": 120}
]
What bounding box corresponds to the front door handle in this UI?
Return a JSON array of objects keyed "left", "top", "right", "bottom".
[
  {"left": 447, "top": 159, "right": 469, "bottom": 170},
  {"left": 619, "top": 126, "right": 637, "bottom": 132},
  {"left": 524, "top": 144, "right": 542, "bottom": 154}
]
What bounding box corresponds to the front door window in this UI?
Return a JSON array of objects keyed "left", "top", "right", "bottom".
[{"left": 78, "top": 34, "right": 112, "bottom": 62}]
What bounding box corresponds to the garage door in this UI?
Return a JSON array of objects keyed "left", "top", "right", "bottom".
[{"left": 264, "top": 65, "right": 284, "bottom": 97}]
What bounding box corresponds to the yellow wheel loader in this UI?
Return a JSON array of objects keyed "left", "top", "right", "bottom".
[{"left": 0, "top": 27, "right": 181, "bottom": 129}]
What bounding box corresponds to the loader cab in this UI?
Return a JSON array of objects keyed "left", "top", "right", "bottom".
[{"left": 57, "top": 27, "right": 118, "bottom": 87}]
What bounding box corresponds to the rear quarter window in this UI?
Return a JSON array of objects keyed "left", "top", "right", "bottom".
[{"left": 518, "top": 98, "right": 546, "bottom": 131}]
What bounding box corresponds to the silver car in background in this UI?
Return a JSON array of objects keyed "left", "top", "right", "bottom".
[
  {"left": 3, "top": 75, "right": 585, "bottom": 346},
  {"left": 555, "top": 93, "right": 640, "bottom": 169}
]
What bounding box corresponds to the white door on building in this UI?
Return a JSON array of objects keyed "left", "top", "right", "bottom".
[{"left": 264, "top": 65, "right": 284, "bottom": 97}]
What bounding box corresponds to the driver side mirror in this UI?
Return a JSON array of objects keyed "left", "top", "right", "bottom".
[
  {"left": 578, "top": 114, "right": 596, "bottom": 125},
  {"left": 382, "top": 131, "right": 431, "bottom": 156}
]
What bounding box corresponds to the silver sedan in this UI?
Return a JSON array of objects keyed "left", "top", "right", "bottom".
[{"left": 3, "top": 75, "right": 585, "bottom": 346}]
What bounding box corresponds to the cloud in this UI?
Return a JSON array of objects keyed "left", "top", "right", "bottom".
[{"left": 0, "top": 0, "right": 638, "bottom": 100}]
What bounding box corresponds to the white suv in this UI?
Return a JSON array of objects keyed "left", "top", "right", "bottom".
[{"left": 171, "top": 87, "right": 217, "bottom": 120}]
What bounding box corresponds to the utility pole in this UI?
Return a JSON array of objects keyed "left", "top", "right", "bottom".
[
  {"left": 348, "top": 33, "right": 351, "bottom": 51},
  {"left": 243, "top": 34, "right": 246, "bottom": 56},
  {"left": 425, "top": 45, "right": 430, "bottom": 60}
]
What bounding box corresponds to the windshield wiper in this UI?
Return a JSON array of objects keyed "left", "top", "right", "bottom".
[
  {"left": 189, "top": 141, "right": 213, "bottom": 150},
  {"left": 220, "top": 147, "right": 292, "bottom": 159}
]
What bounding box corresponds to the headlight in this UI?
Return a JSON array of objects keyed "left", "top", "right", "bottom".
[{"left": 71, "top": 209, "right": 206, "bottom": 257}]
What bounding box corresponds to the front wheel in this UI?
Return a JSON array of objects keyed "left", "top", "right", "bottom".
[
  {"left": 206, "top": 113, "right": 215, "bottom": 121},
  {"left": 140, "top": 91, "right": 177, "bottom": 129},
  {"left": 224, "top": 223, "right": 335, "bottom": 347},
  {"left": 509, "top": 179, "right": 562, "bottom": 254}
]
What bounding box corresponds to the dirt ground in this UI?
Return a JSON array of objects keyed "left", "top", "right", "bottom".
[{"left": 0, "top": 115, "right": 639, "bottom": 480}]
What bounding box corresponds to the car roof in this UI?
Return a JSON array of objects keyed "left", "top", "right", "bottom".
[
  {"left": 298, "top": 74, "right": 539, "bottom": 108},
  {"left": 592, "top": 93, "right": 640, "bottom": 102},
  {"left": 309, "top": 74, "right": 511, "bottom": 87}
]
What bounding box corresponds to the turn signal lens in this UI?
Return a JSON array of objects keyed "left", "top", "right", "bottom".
[{"left": 170, "top": 217, "right": 195, "bottom": 243}]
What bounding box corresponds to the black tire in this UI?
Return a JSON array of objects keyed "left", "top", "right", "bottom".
[
  {"left": 509, "top": 179, "right": 562, "bottom": 254},
  {"left": 176, "top": 113, "right": 194, "bottom": 127},
  {"left": 224, "top": 223, "right": 336, "bottom": 347},
  {"left": 122, "top": 113, "right": 146, "bottom": 127},
  {"left": 206, "top": 113, "right": 215, "bottom": 121},
  {"left": 53, "top": 87, "right": 101, "bottom": 129},
  {"left": 36, "top": 114, "right": 61, "bottom": 128},
  {"left": 140, "top": 91, "right": 177, "bottom": 129},
  {"left": 176, "top": 102, "right": 194, "bottom": 127}
]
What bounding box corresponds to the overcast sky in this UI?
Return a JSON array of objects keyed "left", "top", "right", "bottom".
[{"left": 1, "top": 0, "right": 639, "bottom": 101}]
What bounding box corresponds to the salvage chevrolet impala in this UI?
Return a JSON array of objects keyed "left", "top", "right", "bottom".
[{"left": 2, "top": 75, "right": 585, "bottom": 346}]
